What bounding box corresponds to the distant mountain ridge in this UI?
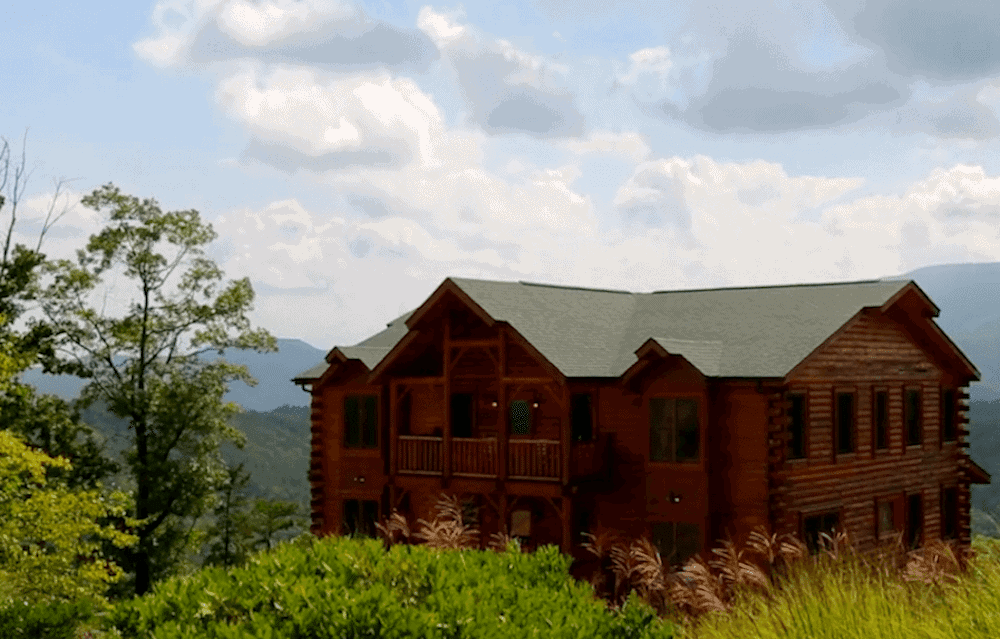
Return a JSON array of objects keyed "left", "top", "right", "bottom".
[{"left": 20, "top": 338, "right": 327, "bottom": 412}]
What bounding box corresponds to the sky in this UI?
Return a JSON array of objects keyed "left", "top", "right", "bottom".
[{"left": 3, "top": 0, "right": 1000, "bottom": 352}]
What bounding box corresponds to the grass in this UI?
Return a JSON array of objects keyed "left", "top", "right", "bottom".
[{"left": 376, "top": 494, "right": 1000, "bottom": 638}]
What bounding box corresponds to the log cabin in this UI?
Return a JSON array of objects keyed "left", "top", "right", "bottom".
[{"left": 293, "top": 276, "right": 991, "bottom": 568}]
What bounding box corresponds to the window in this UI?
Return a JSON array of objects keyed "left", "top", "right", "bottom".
[
  {"left": 803, "top": 511, "right": 840, "bottom": 554},
  {"left": 345, "top": 395, "right": 378, "bottom": 448},
  {"left": 571, "top": 393, "right": 594, "bottom": 442},
  {"left": 649, "top": 398, "right": 700, "bottom": 462},
  {"left": 876, "top": 496, "right": 901, "bottom": 541},
  {"left": 942, "top": 389, "right": 956, "bottom": 442},
  {"left": 511, "top": 509, "right": 531, "bottom": 540},
  {"left": 450, "top": 393, "right": 474, "bottom": 438},
  {"left": 651, "top": 521, "right": 701, "bottom": 566},
  {"left": 874, "top": 390, "right": 888, "bottom": 450},
  {"left": 787, "top": 394, "right": 806, "bottom": 460},
  {"left": 906, "top": 389, "right": 922, "bottom": 446},
  {"left": 836, "top": 392, "right": 855, "bottom": 454},
  {"left": 343, "top": 499, "right": 379, "bottom": 537},
  {"left": 574, "top": 509, "right": 592, "bottom": 542},
  {"left": 509, "top": 400, "right": 532, "bottom": 435},
  {"left": 941, "top": 486, "right": 958, "bottom": 540},
  {"left": 907, "top": 492, "right": 923, "bottom": 549}
]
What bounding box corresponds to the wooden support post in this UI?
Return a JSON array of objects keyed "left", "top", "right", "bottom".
[
  {"left": 499, "top": 327, "right": 508, "bottom": 481},
  {"left": 561, "top": 496, "right": 572, "bottom": 554},
  {"left": 389, "top": 380, "right": 398, "bottom": 477},
  {"left": 561, "top": 384, "right": 571, "bottom": 486},
  {"left": 443, "top": 315, "right": 452, "bottom": 482}
]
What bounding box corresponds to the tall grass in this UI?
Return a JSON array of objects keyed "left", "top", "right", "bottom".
[{"left": 377, "top": 494, "right": 1000, "bottom": 638}]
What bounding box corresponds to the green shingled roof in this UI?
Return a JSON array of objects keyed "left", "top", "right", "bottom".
[{"left": 292, "top": 276, "right": 915, "bottom": 384}]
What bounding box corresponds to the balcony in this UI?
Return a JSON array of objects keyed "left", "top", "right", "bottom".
[{"left": 397, "top": 436, "right": 561, "bottom": 480}]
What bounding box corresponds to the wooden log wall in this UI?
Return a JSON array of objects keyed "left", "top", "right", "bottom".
[{"left": 778, "top": 309, "right": 969, "bottom": 552}]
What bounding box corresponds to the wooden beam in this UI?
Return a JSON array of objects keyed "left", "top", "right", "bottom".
[
  {"left": 450, "top": 338, "right": 502, "bottom": 348},
  {"left": 393, "top": 376, "right": 445, "bottom": 386},
  {"left": 561, "top": 383, "right": 570, "bottom": 486},
  {"left": 499, "top": 327, "right": 508, "bottom": 482},
  {"left": 390, "top": 380, "right": 398, "bottom": 477},
  {"left": 443, "top": 314, "right": 452, "bottom": 482}
]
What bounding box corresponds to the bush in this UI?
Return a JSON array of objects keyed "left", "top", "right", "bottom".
[
  {"left": 108, "top": 534, "right": 678, "bottom": 638},
  {"left": 0, "top": 598, "right": 95, "bottom": 639}
]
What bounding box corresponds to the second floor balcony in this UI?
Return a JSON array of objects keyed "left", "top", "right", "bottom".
[{"left": 396, "top": 433, "right": 613, "bottom": 482}]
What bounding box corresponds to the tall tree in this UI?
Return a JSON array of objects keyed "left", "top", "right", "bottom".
[
  {"left": 0, "top": 132, "right": 118, "bottom": 490},
  {"left": 38, "top": 183, "right": 276, "bottom": 595}
]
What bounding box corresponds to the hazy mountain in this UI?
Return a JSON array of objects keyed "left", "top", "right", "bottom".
[{"left": 20, "top": 338, "right": 326, "bottom": 413}]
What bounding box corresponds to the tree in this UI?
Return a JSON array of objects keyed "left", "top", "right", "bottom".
[
  {"left": 0, "top": 429, "right": 136, "bottom": 608},
  {"left": 38, "top": 183, "right": 277, "bottom": 595},
  {"left": 203, "top": 462, "right": 255, "bottom": 568},
  {"left": 0, "top": 132, "right": 118, "bottom": 490},
  {"left": 250, "top": 498, "right": 303, "bottom": 552}
]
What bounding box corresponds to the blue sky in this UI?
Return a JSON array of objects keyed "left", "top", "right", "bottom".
[{"left": 4, "top": 0, "right": 1000, "bottom": 351}]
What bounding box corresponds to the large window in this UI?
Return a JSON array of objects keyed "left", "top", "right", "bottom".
[
  {"left": 942, "top": 389, "right": 956, "bottom": 443},
  {"left": 787, "top": 394, "right": 806, "bottom": 460},
  {"left": 874, "top": 390, "right": 888, "bottom": 450},
  {"left": 876, "top": 496, "right": 901, "bottom": 542},
  {"left": 836, "top": 392, "right": 855, "bottom": 454},
  {"left": 343, "top": 499, "right": 379, "bottom": 537},
  {"left": 571, "top": 393, "right": 594, "bottom": 442},
  {"left": 509, "top": 400, "right": 532, "bottom": 435},
  {"left": 651, "top": 521, "right": 701, "bottom": 566},
  {"left": 345, "top": 395, "right": 378, "bottom": 448},
  {"left": 803, "top": 511, "right": 840, "bottom": 554},
  {"left": 649, "top": 398, "right": 700, "bottom": 462},
  {"left": 906, "top": 389, "right": 922, "bottom": 446},
  {"left": 941, "top": 486, "right": 958, "bottom": 540}
]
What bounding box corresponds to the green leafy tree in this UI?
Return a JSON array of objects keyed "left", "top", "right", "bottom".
[
  {"left": 0, "top": 429, "right": 136, "bottom": 608},
  {"left": 250, "top": 498, "right": 303, "bottom": 552},
  {"left": 203, "top": 462, "right": 254, "bottom": 568},
  {"left": 38, "top": 183, "right": 277, "bottom": 595},
  {"left": 0, "top": 134, "right": 119, "bottom": 490}
]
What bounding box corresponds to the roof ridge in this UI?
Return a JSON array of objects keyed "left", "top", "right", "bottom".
[
  {"left": 648, "top": 278, "right": 895, "bottom": 294},
  {"left": 517, "top": 280, "right": 634, "bottom": 294}
]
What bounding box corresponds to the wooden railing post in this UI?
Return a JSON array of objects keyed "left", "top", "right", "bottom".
[{"left": 561, "top": 384, "right": 570, "bottom": 486}]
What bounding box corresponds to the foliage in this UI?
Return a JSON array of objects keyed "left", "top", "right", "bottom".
[
  {"left": 0, "top": 430, "right": 136, "bottom": 608},
  {"left": 0, "top": 598, "right": 97, "bottom": 639},
  {"left": 250, "top": 498, "right": 303, "bottom": 552},
  {"left": 37, "top": 183, "right": 277, "bottom": 594},
  {"left": 202, "top": 462, "right": 254, "bottom": 569},
  {"left": 108, "top": 534, "right": 677, "bottom": 638}
]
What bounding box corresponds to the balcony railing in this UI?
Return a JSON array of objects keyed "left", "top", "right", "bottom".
[
  {"left": 397, "top": 435, "right": 443, "bottom": 475},
  {"left": 396, "top": 436, "right": 561, "bottom": 480}
]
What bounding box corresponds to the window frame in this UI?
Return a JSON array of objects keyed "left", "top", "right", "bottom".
[
  {"left": 344, "top": 394, "right": 379, "bottom": 449},
  {"left": 802, "top": 509, "right": 841, "bottom": 555},
  {"left": 343, "top": 499, "right": 380, "bottom": 537},
  {"left": 907, "top": 491, "right": 924, "bottom": 549},
  {"left": 873, "top": 388, "right": 889, "bottom": 452},
  {"left": 835, "top": 390, "right": 856, "bottom": 455},
  {"left": 905, "top": 388, "right": 922, "bottom": 447},
  {"left": 875, "top": 494, "right": 903, "bottom": 543},
  {"left": 786, "top": 392, "right": 807, "bottom": 460},
  {"left": 649, "top": 396, "right": 701, "bottom": 463}
]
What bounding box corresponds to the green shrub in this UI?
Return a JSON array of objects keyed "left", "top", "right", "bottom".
[
  {"left": 109, "top": 535, "right": 678, "bottom": 638},
  {"left": 0, "top": 598, "right": 95, "bottom": 639}
]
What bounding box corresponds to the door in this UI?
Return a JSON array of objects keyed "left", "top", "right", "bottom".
[{"left": 451, "top": 393, "right": 474, "bottom": 438}]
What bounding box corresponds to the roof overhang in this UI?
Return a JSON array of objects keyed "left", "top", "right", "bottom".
[{"left": 967, "top": 458, "right": 992, "bottom": 485}]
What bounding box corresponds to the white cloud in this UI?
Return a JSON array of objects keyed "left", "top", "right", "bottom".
[
  {"left": 216, "top": 63, "right": 445, "bottom": 166},
  {"left": 562, "top": 130, "right": 651, "bottom": 163}
]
